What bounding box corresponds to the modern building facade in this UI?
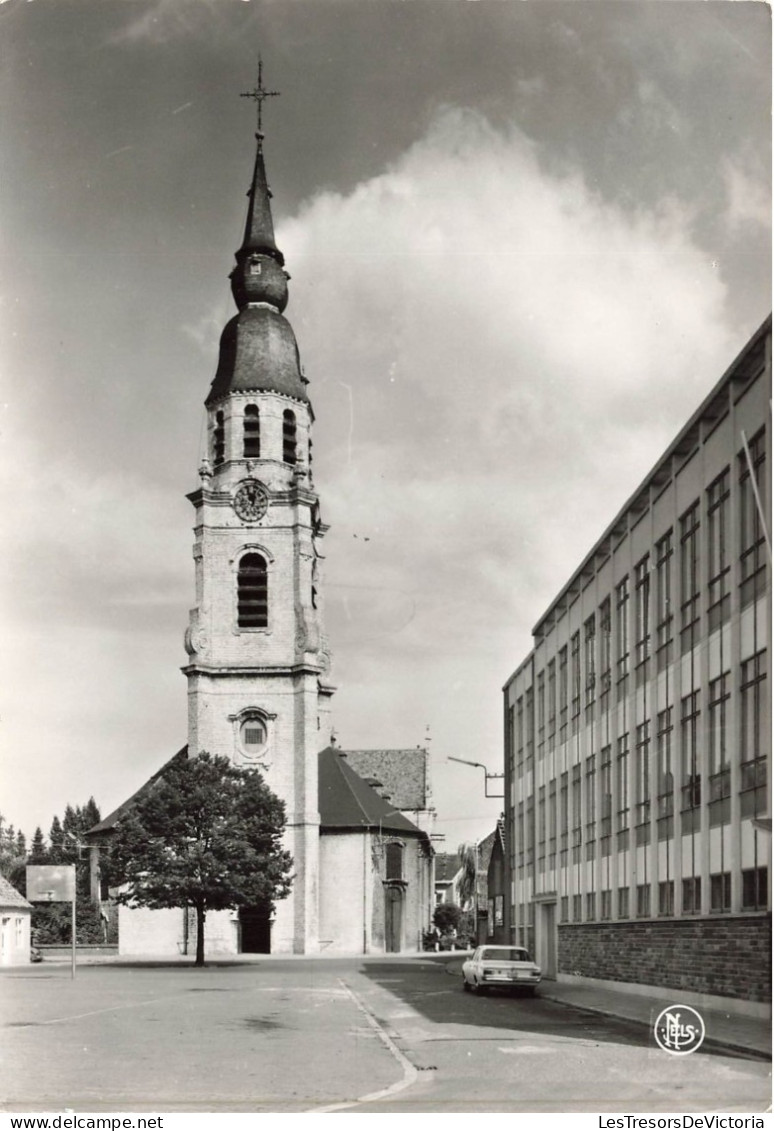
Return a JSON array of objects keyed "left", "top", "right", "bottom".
[{"left": 504, "top": 318, "right": 771, "bottom": 1007}]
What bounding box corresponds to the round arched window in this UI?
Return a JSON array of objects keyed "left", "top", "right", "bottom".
[
  {"left": 237, "top": 552, "right": 268, "bottom": 628},
  {"left": 240, "top": 716, "right": 268, "bottom": 756}
]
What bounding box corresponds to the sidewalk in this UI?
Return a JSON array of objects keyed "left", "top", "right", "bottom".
[
  {"left": 537, "top": 979, "right": 771, "bottom": 1061},
  {"left": 438, "top": 956, "right": 770, "bottom": 1060}
]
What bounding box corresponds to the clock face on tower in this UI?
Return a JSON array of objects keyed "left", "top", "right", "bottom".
[{"left": 233, "top": 480, "right": 269, "bottom": 522}]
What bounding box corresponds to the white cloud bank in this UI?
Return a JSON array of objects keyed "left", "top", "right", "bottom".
[
  {"left": 1, "top": 107, "right": 748, "bottom": 842},
  {"left": 281, "top": 107, "right": 740, "bottom": 827}
]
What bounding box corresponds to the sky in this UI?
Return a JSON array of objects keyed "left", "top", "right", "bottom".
[{"left": 0, "top": 0, "right": 770, "bottom": 854}]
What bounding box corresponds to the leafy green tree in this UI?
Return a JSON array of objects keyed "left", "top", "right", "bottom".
[
  {"left": 0, "top": 815, "right": 26, "bottom": 891},
  {"left": 433, "top": 901, "right": 463, "bottom": 935},
  {"left": 105, "top": 753, "right": 293, "bottom": 966}
]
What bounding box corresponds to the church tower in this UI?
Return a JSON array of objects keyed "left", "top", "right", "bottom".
[{"left": 182, "top": 69, "right": 334, "bottom": 954}]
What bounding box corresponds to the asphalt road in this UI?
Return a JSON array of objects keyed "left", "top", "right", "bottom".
[{"left": 1, "top": 956, "right": 770, "bottom": 1113}]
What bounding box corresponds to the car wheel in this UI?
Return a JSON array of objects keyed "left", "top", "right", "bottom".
[{"left": 462, "top": 977, "right": 471, "bottom": 992}]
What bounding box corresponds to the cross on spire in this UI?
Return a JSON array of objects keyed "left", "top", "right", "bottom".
[{"left": 240, "top": 57, "right": 280, "bottom": 135}]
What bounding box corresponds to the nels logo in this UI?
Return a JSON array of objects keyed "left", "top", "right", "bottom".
[{"left": 654, "top": 1004, "right": 705, "bottom": 1055}]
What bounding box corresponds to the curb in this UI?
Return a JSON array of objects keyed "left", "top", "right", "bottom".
[{"left": 538, "top": 989, "right": 771, "bottom": 1063}]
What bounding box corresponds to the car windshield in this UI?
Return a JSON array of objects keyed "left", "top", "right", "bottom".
[{"left": 480, "top": 948, "right": 531, "bottom": 962}]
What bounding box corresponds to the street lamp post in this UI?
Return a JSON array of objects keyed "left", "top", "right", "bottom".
[{"left": 447, "top": 756, "right": 504, "bottom": 798}]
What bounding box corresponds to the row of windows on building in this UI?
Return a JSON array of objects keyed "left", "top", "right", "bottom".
[
  {"left": 513, "top": 652, "right": 767, "bottom": 868},
  {"left": 513, "top": 430, "right": 767, "bottom": 758},
  {"left": 523, "top": 865, "right": 769, "bottom": 924},
  {"left": 516, "top": 649, "right": 767, "bottom": 814},
  {"left": 212, "top": 406, "right": 302, "bottom": 467}
]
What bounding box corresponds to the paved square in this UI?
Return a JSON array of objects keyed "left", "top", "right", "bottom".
[{"left": 1, "top": 962, "right": 400, "bottom": 1112}]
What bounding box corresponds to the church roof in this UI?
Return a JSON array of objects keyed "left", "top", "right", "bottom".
[
  {"left": 85, "top": 747, "right": 189, "bottom": 837},
  {"left": 341, "top": 748, "right": 429, "bottom": 811},
  {"left": 87, "top": 745, "right": 426, "bottom": 841},
  {"left": 0, "top": 874, "right": 32, "bottom": 910},
  {"left": 206, "top": 103, "right": 309, "bottom": 408},
  {"left": 241, "top": 135, "right": 282, "bottom": 263},
  {"left": 318, "top": 747, "right": 425, "bottom": 836},
  {"left": 206, "top": 306, "right": 308, "bottom": 406}
]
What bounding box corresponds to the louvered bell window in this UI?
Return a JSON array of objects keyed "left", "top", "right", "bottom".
[
  {"left": 243, "top": 404, "right": 260, "bottom": 458},
  {"left": 283, "top": 409, "right": 297, "bottom": 465},
  {"left": 213, "top": 410, "right": 225, "bottom": 466},
  {"left": 237, "top": 553, "right": 268, "bottom": 629}
]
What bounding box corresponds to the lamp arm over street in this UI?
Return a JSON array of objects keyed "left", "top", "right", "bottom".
[{"left": 447, "top": 756, "right": 505, "bottom": 798}]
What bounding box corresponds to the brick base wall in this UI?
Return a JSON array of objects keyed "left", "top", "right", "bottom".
[{"left": 558, "top": 915, "right": 771, "bottom": 1002}]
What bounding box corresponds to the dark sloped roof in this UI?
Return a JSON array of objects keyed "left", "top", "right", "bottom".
[
  {"left": 477, "top": 830, "right": 497, "bottom": 872},
  {"left": 0, "top": 874, "right": 32, "bottom": 910},
  {"left": 206, "top": 307, "right": 308, "bottom": 406},
  {"left": 318, "top": 747, "right": 424, "bottom": 836},
  {"left": 342, "top": 748, "right": 429, "bottom": 810},
  {"left": 85, "top": 747, "right": 189, "bottom": 837},
  {"left": 86, "top": 745, "right": 426, "bottom": 842}
]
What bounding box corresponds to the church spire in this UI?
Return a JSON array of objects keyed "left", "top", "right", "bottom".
[
  {"left": 240, "top": 139, "right": 283, "bottom": 264},
  {"left": 229, "top": 61, "right": 288, "bottom": 312},
  {"left": 238, "top": 61, "right": 283, "bottom": 265},
  {"left": 207, "top": 64, "right": 307, "bottom": 407}
]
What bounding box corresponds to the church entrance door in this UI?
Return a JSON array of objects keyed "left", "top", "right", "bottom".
[
  {"left": 384, "top": 886, "right": 404, "bottom": 953},
  {"left": 239, "top": 905, "right": 271, "bottom": 953}
]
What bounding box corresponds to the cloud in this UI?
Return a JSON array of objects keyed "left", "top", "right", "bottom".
[
  {"left": 723, "top": 159, "right": 771, "bottom": 231},
  {"left": 1, "top": 104, "right": 748, "bottom": 843},
  {"left": 279, "top": 105, "right": 737, "bottom": 759},
  {"left": 106, "top": 0, "right": 219, "bottom": 46},
  {"left": 0, "top": 416, "right": 190, "bottom": 635}
]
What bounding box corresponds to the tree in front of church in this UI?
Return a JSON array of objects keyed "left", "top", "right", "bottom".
[{"left": 105, "top": 754, "right": 293, "bottom": 966}]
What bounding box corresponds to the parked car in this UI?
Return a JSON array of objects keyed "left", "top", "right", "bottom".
[{"left": 461, "top": 945, "right": 542, "bottom": 995}]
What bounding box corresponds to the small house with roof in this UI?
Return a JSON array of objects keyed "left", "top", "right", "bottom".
[
  {"left": 434, "top": 852, "right": 463, "bottom": 907},
  {"left": 0, "top": 875, "right": 32, "bottom": 965}
]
